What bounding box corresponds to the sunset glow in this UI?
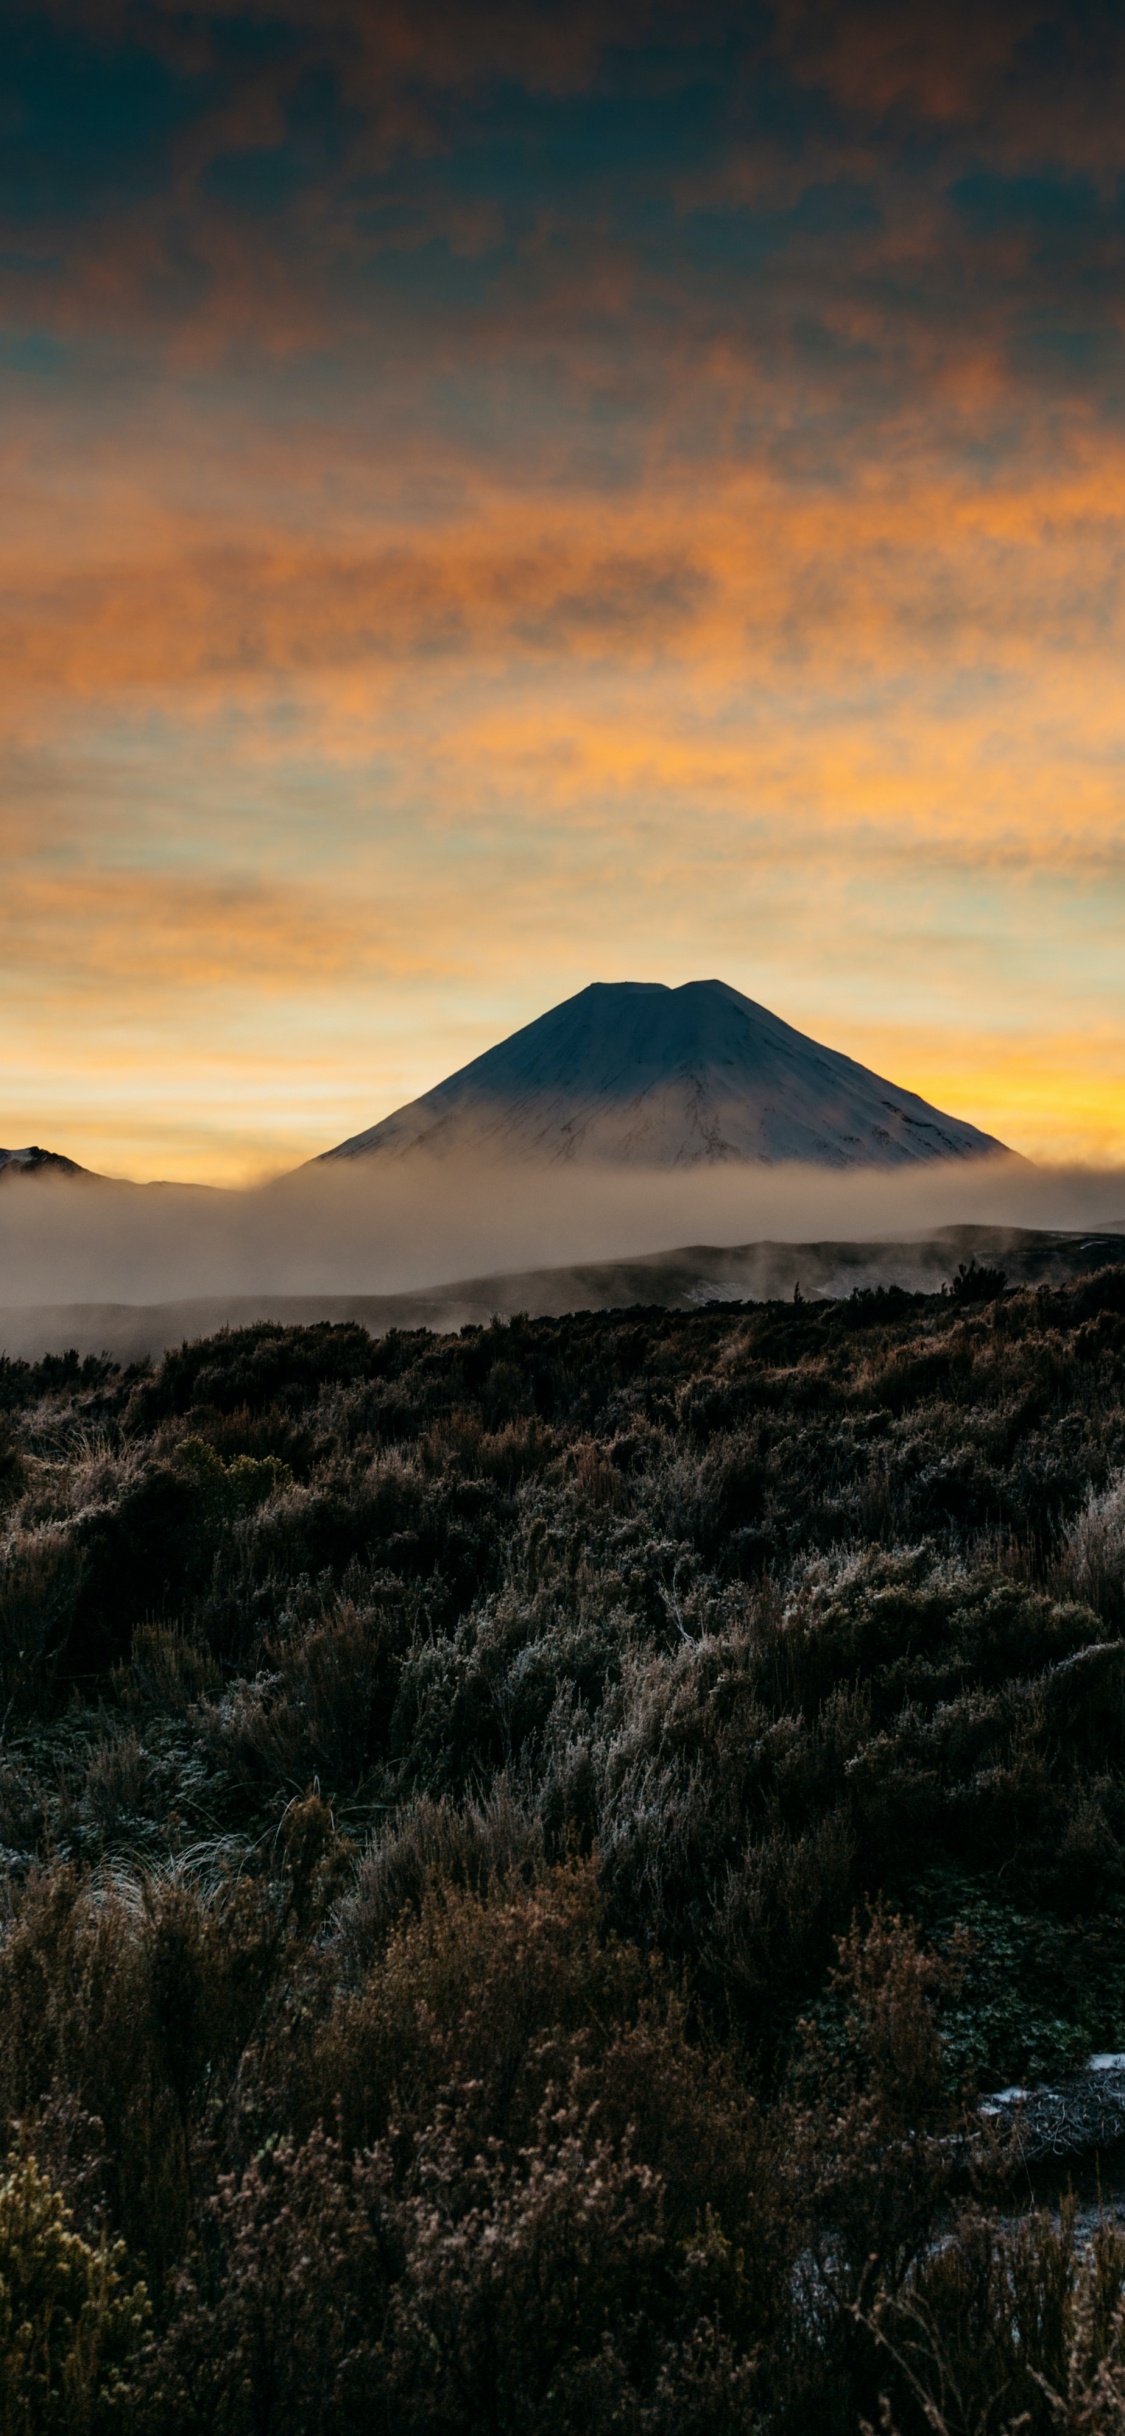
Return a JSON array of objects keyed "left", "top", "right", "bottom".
[{"left": 3, "top": 2, "right": 1124, "bottom": 1179}]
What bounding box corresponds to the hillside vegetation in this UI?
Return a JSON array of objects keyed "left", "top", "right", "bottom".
[{"left": 3, "top": 1266, "right": 1125, "bottom": 2431}]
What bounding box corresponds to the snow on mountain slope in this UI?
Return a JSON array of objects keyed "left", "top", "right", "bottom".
[
  {"left": 321, "top": 981, "right": 1010, "bottom": 1169},
  {"left": 0, "top": 1146, "right": 88, "bottom": 1179}
]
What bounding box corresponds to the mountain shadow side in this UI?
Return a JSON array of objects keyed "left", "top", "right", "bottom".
[
  {"left": 320, "top": 979, "right": 1012, "bottom": 1170},
  {"left": 0, "top": 1146, "right": 89, "bottom": 1179}
]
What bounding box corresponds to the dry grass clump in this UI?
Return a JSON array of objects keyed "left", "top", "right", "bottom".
[{"left": 1058, "top": 1468, "right": 1125, "bottom": 1627}]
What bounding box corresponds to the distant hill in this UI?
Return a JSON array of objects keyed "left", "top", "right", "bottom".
[
  {"left": 320, "top": 979, "right": 1011, "bottom": 1169},
  {"left": 0, "top": 1145, "right": 89, "bottom": 1179},
  {"left": 2, "top": 1225, "right": 1122, "bottom": 1363}
]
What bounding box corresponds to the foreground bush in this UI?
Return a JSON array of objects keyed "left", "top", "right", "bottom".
[
  {"left": 862, "top": 2206, "right": 1125, "bottom": 2434},
  {"left": 0, "top": 2154, "right": 147, "bottom": 2434}
]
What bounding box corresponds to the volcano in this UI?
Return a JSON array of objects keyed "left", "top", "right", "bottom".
[{"left": 319, "top": 981, "right": 1010, "bottom": 1169}]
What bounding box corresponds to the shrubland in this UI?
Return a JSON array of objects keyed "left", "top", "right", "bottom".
[{"left": 2, "top": 1267, "right": 1125, "bottom": 2428}]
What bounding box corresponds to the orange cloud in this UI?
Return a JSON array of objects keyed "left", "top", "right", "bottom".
[{"left": 3, "top": 432, "right": 1125, "bottom": 703}]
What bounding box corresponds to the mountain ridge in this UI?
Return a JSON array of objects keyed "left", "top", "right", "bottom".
[
  {"left": 0, "top": 1146, "right": 89, "bottom": 1180},
  {"left": 321, "top": 979, "right": 1011, "bottom": 1170}
]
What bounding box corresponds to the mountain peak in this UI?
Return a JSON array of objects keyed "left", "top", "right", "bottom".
[
  {"left": 320, "top": 980, "right": 1010, "bottom": 1170},
  {"left": 0, "top": 1145, "right": 88, "bottom": 1179}
]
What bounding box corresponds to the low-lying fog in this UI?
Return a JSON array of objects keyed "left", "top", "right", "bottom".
[{"left": 1, "top": 1153, "right": 1123, "bottom": 1314}]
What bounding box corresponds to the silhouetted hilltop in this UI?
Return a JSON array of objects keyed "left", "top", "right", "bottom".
[{"left": 0, "top": 1144, "right": 88, "bottom": 1179}]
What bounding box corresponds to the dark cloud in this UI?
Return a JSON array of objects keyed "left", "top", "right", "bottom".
[
  {"left": 0, "top": 2, "right": 1115, "bottom": 508},
  {"left": 0, "top": 11, "right": 210, "bottom": 219},
  {"left": 1, "top": 0, "right": 1120, "bottom": 415}
]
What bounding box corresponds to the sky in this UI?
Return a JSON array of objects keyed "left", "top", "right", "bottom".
[{"left": 2, "top": 0, "right": 1125, "bottom": 1183}]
